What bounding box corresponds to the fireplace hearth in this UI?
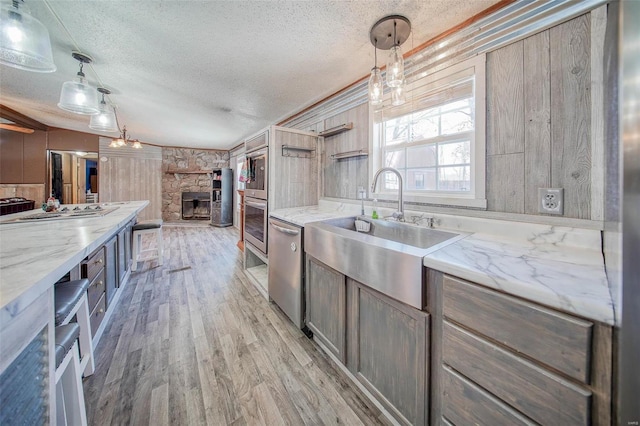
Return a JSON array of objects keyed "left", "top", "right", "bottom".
[{"left": 181, "top": 192, "right": 211, "bottom": 220}]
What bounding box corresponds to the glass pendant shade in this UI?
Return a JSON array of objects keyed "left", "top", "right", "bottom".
[
  {"left": 391, "top": 81, "right": 406, "bottom": 106},
  {"left": 108, "top": 139, "right": 119, "bottom": 148},
  {"left": 0, "top": 1, "right": 56, "bottom": 72},
  {"left": 89, "top": 101, "right": 118, "bottom": 132},
  {"left": 386, "top": 45, "right": 405, "bottom": 88},
  {"left": 132, "top": 141, "right": 142, "bottom": 149},
  {"left": 368, "top": 67, "right": 383, "bottom": 105},
  {"left": 58, "top": 74, "right": 99, "bottom": 115}
]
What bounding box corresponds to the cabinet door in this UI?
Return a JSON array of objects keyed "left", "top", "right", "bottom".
[
  {"left": 347, "top": 279, "right": 428, "bottom": 426},
  {"left": 104, "top": 236, "right": 118, "bottom": 307},
  {"left": 305, "top": 256, "right": 346, "bottom": 362}
]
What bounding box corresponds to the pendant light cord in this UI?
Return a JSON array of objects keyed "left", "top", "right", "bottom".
[
  {"left": 393, "top": 20, "right": 397, "bottom": 46},
  {"left": 374, "top": 39, "right": 378, "bottom": 68},
  {"left": 43, "top": 0, "right": 108, "bottom": 99}
]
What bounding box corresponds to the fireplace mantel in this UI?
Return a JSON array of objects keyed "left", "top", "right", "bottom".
[{"left": 164, "top": 169, "right": 213, "bottom": 174}]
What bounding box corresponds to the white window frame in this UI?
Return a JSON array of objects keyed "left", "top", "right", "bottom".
[{"left": 369, "top": 54, "right": 486, "bottom": 209}]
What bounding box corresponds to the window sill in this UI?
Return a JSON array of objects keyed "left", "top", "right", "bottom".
[{"left": 371, "top": 192, "right": 487, "bottom": 209}]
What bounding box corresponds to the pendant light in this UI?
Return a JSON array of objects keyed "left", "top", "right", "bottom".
[
  {"left": 368, "top": 40, "right": 383, "bottom": 105},
  {"left": 89, "top": 87, "right": 118, "bottom": 132},
  {"left": 0, "top": 0, "right": 56, "bottom": 72},
  {"left": 58, "top": 51, "right": 99, "bottom": 115},
  {"left": 386, "top": 21, "right": 405, "bottom": 88},
  {"left": 391, "top": 80, "right": 406, "bottom": 106},
  {"left": 368, "top": 15, "right": 411, "bottom": 105}
]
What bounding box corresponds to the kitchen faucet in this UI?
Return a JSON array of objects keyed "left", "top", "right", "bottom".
[{"left": 371, "top": 167, "right": 404, "bottom": 222}]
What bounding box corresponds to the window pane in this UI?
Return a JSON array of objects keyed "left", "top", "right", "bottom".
[
  {"left": 438, "top": 166, "right": 470, "bottom": 191},
  {"left": 407, "top": 144, "right": 436, "bottom": 168},
  {"left": 384, "top": 116, "right": 410, "bottom": 145},
  {"left": 407, "top": 168, "right": 436, "bottom": 190},
  {"left": 411, "top": 114, "right": 439, "bottom": 141},
  {"left": 439, "top": 141, "right": 470, "bottom": 165},
  {"left": 440, "top": 99, "right": 471, "bottom": 113},
  {"left": 384, "top": 149, "right": 405, "bottom": 168},
  {"left": 383, "top": 171, "right": 402, "bottom": 191},
  {"left": 441, "top": 108, "right": 473, "bottom": 135}
]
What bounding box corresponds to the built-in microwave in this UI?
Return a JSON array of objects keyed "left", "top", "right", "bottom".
[
  {"left": 244, "top": 196, "right": 267, "bottom": 255},
  {"left": 245, "top": 147, "right": 268, "bottom": 200}
]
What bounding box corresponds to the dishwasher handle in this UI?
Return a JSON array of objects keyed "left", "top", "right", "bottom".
[{"left": 270, "top": 220, "right": 300, "bottom": 236}]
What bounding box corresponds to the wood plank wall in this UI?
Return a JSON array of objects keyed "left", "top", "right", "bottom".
[
  {"left": 269, "top": 128, "right": 319, "bottom": 211},
  {"left": 320, "top": 103, "right": 369, "bottom": 200},
  {"left": 487, "top": 13, "right": 594, "bottom": 219},
  {"left": 308, "top": 12, "right": 603, "bottom": 221},
  {"left": 99, "top": 139, "right": 162, "bottom": 221}
]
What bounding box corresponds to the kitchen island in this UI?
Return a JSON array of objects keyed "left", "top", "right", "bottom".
[{"left": 0, "top": 200, "right": 148, "bottom": 423}]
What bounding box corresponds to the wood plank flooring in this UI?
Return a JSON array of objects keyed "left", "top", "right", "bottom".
[{"left": 83, "top": 224, "right": 386, "bottom": 425}]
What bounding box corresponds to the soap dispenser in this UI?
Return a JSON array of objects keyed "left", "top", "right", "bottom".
[{"left": 372, "top": 199, "right": 379, "bottom": 219}]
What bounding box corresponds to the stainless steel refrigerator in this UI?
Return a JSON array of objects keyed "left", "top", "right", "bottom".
[{"left": 605, "top": 1, "right": 639, "bottom": 423}]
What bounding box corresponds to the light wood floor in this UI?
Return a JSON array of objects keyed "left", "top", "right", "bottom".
[{"left": 83, "top": 224, "right": 386, "bottom": 425}]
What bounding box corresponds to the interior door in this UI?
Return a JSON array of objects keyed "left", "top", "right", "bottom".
[{"left": 51, "top": 152, "right": 63, "bottom": 201}]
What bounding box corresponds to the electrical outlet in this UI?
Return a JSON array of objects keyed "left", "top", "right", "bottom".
[{"left": 538, "top": 188, "right": 564, "bottom": 215}]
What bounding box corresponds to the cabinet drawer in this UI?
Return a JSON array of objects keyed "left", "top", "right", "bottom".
[
  {"left": 87, "top": 269, "right": 105, "bottom": 312},
  {"left": 443, "top": 321, "right": 591, "bottom": 425},
  {"left": 442, "top": 365, "right": 535, "bottom": 425},
  {"left": 82, "top": 247, "right": 105, "bottom": 282},
  {"left": 89, "top": 293, "right": 106, "bottom": 337},
  {"left": 442, "top": 275, "right": 592, "bottom": 383}
]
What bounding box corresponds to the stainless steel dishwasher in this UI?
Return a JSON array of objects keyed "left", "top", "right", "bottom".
[{"left": 268, "top": 217, "right": 305, "bottom": 329}]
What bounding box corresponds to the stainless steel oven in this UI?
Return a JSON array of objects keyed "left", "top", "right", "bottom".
[
  {"left": 244, "top": 196, "right": 267, "bottom": 254},
  {"left": 245, "top": 147, "right": 268, "bottom": 200}
]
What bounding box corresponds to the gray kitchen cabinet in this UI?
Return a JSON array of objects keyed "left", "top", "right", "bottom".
[
  {"left": 427, "top": 270, "right": 613, "bottom": 426},
  {"left": 347, "top": 278, "right": 429, "bottom": 426},
  {"left": 305, "top": 255, "right": 346, "bottom": 362}
]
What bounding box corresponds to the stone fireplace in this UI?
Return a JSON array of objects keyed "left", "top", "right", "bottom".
[
  {"left": 181, "top": 191, "right": 211, "bottom": 220},
  {"left": 162, "top": 147, "right": 229, "bottom": 222}
]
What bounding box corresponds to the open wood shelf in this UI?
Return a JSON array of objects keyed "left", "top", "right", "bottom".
[
  {"left": 319, "top": 122, "right": 353, "bottom": 137},
  {"left": 331, "top": 149, "right": 368, "bottom": 160}
]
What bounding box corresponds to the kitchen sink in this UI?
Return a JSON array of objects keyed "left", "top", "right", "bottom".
[
  {"left": 321, "top": 216, "right": 459, "bottom": 249},
  {"left": 304, "top": 216, "right": 466, "bottom": 309}
]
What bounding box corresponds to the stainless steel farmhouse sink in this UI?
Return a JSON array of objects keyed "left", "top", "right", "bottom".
[{"left": 305, "top": 216, "right": 466, "bottom": 309}]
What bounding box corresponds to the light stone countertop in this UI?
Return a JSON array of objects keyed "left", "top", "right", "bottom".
[
  {"left": 0, "top": 201, "right": 149, "bottom": 314},
  {"left": 269, "top": 205, "right": 356, "bottom": 226},
  {"left": 270, "top": 202, "right": 614, "bottom": 325}
]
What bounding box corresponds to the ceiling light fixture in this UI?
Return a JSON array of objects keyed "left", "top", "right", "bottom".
[
  {"left": 109, "top": 125, "right": 142, "bottom": 149},
  {"left": 58, "top": 51, "right": 99, "bottom": 115},
  {"left": 368, "top": 15, "right": 411, "bottom": 106},
  {"left": 0, "top": 0, "right": 56, "bottom": 72},
  {"left": 89, "top": 87, "right": 118, "bottom": 132}
]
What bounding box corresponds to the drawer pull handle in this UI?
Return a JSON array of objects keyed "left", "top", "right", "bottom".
[
  {"left": 94, "top": 258, "right": 103, "bottom": 264},
  {"left": 98, "top": 309, "right": 104, "bottom": 314},
  {"left": 98, "top": 281, "right": 103, "bottom": 286}
]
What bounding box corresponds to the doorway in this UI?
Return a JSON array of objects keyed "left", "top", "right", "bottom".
[{"left": 47, "top": 150, "right": 99, "bottom": 204}]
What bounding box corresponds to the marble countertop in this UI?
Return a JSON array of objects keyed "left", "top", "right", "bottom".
[
  {"left": 269, "top": 205, "right": 355, "bottom": 226},
  {"left": 272, "top": 202, "right": 613, "bottom": 325},
  {"left": 0, "top": 201, "right": 149, "bottom": 313},
  {"left": 423, "top": 232, "right": 613, "bottom": 325}
]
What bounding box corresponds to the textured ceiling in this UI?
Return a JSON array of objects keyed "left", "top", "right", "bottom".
[{"left": 0, "top": 0, "right": 501, "bottom": 149}]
